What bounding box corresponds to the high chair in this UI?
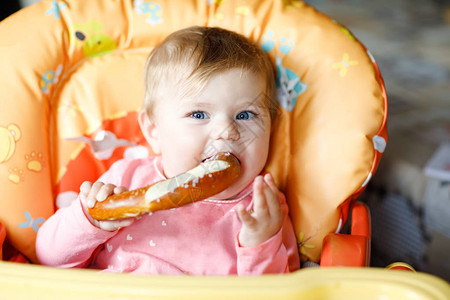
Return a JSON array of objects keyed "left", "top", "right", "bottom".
[{"left": 0, "top": 0, "right": 448, "bottom": 298}]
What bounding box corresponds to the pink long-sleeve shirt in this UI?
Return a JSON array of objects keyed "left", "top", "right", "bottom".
[{"left": 36, "top": 156, "right": 300, "bottom": 275}]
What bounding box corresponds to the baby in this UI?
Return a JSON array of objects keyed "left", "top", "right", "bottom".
[{"left": 36, "top": 26, "right": 300, "bottom": 275}]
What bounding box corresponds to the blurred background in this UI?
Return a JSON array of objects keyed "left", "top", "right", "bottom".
[
  {"left": 304, "top": 0, "right": 450, "bottom": 281},
  {"left": 2, "top": 0, "right": 449, "bottom": 281}
]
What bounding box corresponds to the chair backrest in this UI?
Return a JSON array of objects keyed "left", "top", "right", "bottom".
[{"left": 0, "top": 0, "right": 386, "bottom": 263}]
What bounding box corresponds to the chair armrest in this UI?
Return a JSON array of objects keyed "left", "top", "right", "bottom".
[
  {"left": 386, "top": 262, "right": 415, "bottom": 272},
  {"left": 350, "top": 201, "right": 371, "bottom": 238},
  {"left": 0, "top": 222, "right": 6, "bottom": 260},
  {"left": 0, "top": 221, "right": 28, "bottom": 263},
  {"left": 320, "top": 201, "right": 371, "bottom": 267}
]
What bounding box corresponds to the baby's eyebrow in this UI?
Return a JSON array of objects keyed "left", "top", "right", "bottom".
[
  {"left": 244, "top": 98, "right": 264, "bottom": 106},
  {"left": 186, "top": 93, "right": 267, "bottom": 110},
  {"left": 187, "top": 101, "right": 212, "bottom": 109},
  {"left": 241, "top": 97, "right": 267, "bottom": 110}
]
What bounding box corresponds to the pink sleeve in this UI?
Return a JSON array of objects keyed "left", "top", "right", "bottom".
[
  {"left": 235, "top": 193, "right": 300, "bottom": 275},
  {"left": 36, "top": 159, "right": 151, "bottom": 268},
  {"left": 36, "top": 198, "right": 116, "bottom": 268},
  {"left": 35, "top": 159, "right": 133, "bottom": 268}
]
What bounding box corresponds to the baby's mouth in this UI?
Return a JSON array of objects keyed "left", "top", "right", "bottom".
[{"left": 202, "top": 152, "right": 240, "bottom": 164}]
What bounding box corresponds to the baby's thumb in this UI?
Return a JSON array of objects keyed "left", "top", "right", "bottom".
[{"left": 236, "top": 204, "right": 254, "bottom": 226}]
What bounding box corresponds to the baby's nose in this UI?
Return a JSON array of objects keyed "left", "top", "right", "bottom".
[{"left": 213, "top": 120, "right": 240, "bottom": 141}]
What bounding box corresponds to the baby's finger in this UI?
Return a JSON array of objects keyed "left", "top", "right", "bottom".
[
  {"left": 115, "top": 218, "right": 134, "bottom": 228},
  {"left": 236, "top": 204, "right": 256, "bottom": 227},
  {"left": 79, "top": 181, "right": 93, "bottom": 209},
  {"left": 98, "top": 221, "right": 118, "bottom": 232},
  {"left": 80, "top": 181, "right": 92, "bottom": 198},
  {"left": 80, "top": 181, "right": 92, "bottom": 194},
  {"left": 263, "top": 174, "right": 282, "bottom": 216},
  {"left": 114, "top": 186, "right": 127, "bottom": 195},
  {"left": 98, "top": 218, "right": 135, "bottom": 232},
  {"left": 86, "top": 181, "right": 104, "bottom": 208},
  {"left": 97, "top": 184, "right": 116, "bottom": 202},
  {"left": 253, "top": 176, "right": 268, "bottom": 215},
  {"left": 264, "top": 173, "right": 279, "bottom": 198}
]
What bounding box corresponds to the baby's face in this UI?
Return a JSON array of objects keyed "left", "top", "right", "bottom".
[{"left": 149, "top": 68, "right": 272, "bottom": 199}]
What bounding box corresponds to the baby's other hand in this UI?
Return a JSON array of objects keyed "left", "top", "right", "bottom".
[
  {"left": 79, "top": 181, "right": 135, "bottom": 231},
  {"left": 237, "top": 173, "right": 283, "bottom": 247}
]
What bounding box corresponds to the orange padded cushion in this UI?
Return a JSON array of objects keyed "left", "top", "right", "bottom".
[{"left": 0, "top": 0, "right": 386, "bottom": 263}]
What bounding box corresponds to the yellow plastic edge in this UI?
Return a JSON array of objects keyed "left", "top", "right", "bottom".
[{"left": 0, "top": 261, "right": 448, "bottom": 299}]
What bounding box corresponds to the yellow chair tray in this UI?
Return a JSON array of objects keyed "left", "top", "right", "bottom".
[{"left": 0, "top": 261, "right": 449, "bottom": 299}]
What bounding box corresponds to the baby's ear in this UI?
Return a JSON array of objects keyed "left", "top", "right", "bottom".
[{"left": 138, "top": 110, "right": 161, "bottom": 154}]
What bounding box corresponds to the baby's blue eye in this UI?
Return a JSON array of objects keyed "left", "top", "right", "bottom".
[
  {"left": 236, "top": 111, "right": 255, "bottom": 120},
  {"left": 190, "top": 112, "right": 207, "bottom": 119}
]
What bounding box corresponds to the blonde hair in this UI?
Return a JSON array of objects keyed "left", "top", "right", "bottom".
[{"left": 143, "top": 26, "right": 278, "bottom": 119}]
